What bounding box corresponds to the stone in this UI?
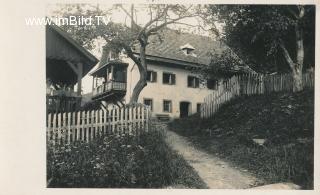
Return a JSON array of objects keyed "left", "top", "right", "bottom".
[{"left": 252, "top": 138, "right": 266, "bottom": 146}]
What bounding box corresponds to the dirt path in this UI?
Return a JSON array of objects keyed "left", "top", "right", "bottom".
[{"left": 164, "top": 126, "right": 259, "bottom": 189}]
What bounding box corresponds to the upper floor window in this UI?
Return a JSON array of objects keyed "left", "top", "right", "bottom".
[
  {"left": 207, "top": 79, "right": 218, "bottom": 90},
  {"left": 187, "top": 76, "right": 199, "bottom": 88},
  {"left": 147, "top": 70, "right": 157, "bottom": 83},
  {"left": 107, "top": 51, "right": 119, "bottom": 61},
  {"left": 163, "top": 72, "right": 176, "bottom": 85}
]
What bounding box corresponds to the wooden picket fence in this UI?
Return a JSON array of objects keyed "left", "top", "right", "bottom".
[
  {"left": 46, "top": 104, "right": 151, "bottom": 146},
  {"left": 201, "top": 71, "right": 314, "bottom": 118}
]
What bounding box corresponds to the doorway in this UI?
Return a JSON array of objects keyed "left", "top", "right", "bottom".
[{"left": 180, "top": 101, "right": 190, "bottom": 118}]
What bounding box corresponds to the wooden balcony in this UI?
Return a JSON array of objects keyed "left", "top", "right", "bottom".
[{"left": 92, "top": 80, "right": 127, "bottom": 101}]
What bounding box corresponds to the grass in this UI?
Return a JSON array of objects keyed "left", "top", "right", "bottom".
[
  {"left": 47, "top": 128, "right": 207, "bottom": 188},
  {"left": 168, "top": 89, "right": 314, "bottom": 189}
]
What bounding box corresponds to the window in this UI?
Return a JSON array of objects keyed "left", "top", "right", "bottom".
[
  {"left": 107, "top": 51, "right": 119, "bottom": 61},
  {"left": 163, "top": 73, "right": 176, "bottom": 85},
  {"left": 163, "top": 100, "right": 172, "bottom": 113},
  {"left": 183, "top": 48, "right": 193, "bottom": 55},
  {"left": 197, "top": 103, "right": 202, "bottom": 113},
  {"left": 180, "top": 43, "right": 195, "bottom": 55},
  {"left": 187, "top": 76, "right": 199, "bottom": 88},
  {"left": 143, "top": 98, "right": 153, "bottom": 111},
  {"left": 147, "top": 71, "right": 157, "bottom": 82},
  {"left": 207, "top": 79, "right": 218, "bottom": 90}
]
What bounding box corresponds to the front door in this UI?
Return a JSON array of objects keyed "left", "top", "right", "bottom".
[{"left": 180, "top": 101, "right": 190, "bottom": 118}]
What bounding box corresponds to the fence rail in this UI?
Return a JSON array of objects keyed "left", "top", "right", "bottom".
[
  {"left": 201, "top": 72, "right": 314, "bottom": 119},
  {"left": 47, "top": 104, "right": 151, "bottom": 146}
]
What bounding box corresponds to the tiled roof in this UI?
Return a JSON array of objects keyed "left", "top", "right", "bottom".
[{"left": 133, "top": 28, "right": 228, "bottom": 66}]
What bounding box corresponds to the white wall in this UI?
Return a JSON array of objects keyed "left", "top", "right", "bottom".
[{"left": 124, "top": 59, "right": 215, "bottom": 118}]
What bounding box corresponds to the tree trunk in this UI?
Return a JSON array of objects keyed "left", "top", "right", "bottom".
[
  {"left": 292, "top": 68, "right": 303, "bottom": 92},
  {"left": 130, "top": 74, "right": 147, "bottom": 103},
  {"left": 293, "top": 20, "right": 304, "bottom": 92},
  {"left": 129, "top": 37, "right": 148, "bottom": 104},
  {"left": 279, "top": 22, "right": 304, "bottom": 92}
]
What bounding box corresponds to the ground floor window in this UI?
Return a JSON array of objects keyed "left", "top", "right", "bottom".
[
  {"left": 143, "top": 98, "right": 153, "bottom": 111},
  {"left": 197, "top": 103, "right": 202, "bottom": 113},
  {"left": 163, "top": 100, "right": 172, "bottom": 113}
]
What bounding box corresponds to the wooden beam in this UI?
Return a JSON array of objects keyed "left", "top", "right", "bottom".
[
  {"left": 77, "top": 62, "right": 83, "bottom": 96},
  {"left": 92, "top": 76, "right": 95, "bottom": 91},
  {"left": 67, "top": 61, "right": 78, "bottom": 74}
]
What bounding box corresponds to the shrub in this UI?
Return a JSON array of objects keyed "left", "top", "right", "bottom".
[{"left": 47, "top": 128, "right": 207, "bottom": 188}]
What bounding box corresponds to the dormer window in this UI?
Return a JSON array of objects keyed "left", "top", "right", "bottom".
[{"left": 180, "top": 43, "right": 195, "bottom": 55}]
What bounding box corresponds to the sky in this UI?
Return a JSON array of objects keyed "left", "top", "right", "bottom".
[{"left": 47, "top": 4, "right": 223, "bottom": 94}]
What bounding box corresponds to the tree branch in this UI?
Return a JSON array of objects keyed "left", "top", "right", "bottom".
[
  {"left": 278, "top": 40, "right": 295, "bottom": 71},
  {"left": 146, "top": 14, "right": 197, "bottom": 36},
  {"left": 118, "top": 4, "right": 140, "bottom": 29},
  {"left": 287, "top": 7, "right": 298, "bottom": 19},
  {"left": 136, "top": 5, "right": 171, "bottom": 39}
]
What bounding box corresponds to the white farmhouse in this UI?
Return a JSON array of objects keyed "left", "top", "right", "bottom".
[{"left": 89, "top": 29, "right": 250, "bottom": 119}]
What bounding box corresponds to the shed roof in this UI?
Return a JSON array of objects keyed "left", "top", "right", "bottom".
[{"left": 46, "top": 22, "right": 98, "bottom": 81}]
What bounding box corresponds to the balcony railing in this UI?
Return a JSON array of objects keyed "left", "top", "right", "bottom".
[
  {"left": 46, "top": 88, "right": 79, "bottom": 97},
  {"left": 92, "top": 80, "right": 127, "bottom": 97}
]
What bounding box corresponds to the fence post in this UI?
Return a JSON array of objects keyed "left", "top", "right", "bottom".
[
  {"left": 57, "top": 113, "right": 62, "bottom": 145},
  {"left": 72, "top": 112, "right": 76, "bottom": 142},
  {"left": 99, "top": 109, "right": 103, "bottom": 136},
  {"left": 67, "top": 112, "right": 71, "bottom": 144},
  {"left": 128, "top": 105, "right": 133, "bottom": 134},
  {"left": 132, "top": 105, "right": 137, "bottom": 134},
  {"left": 62, "top": 112, "right": 67, "bottom": 145},
  {"left": 112, "top": 108, "right": 115, "bottom": 134},
  {"left": 47, "top": 113, "right": 52, "bottom": 145}
]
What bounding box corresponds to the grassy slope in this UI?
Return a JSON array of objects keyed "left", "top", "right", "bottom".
[{"left": 168, "top": 90, "right": 314, "bottom": 189}]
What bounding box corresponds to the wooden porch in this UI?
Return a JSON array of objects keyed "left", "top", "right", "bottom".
[{"left": 46, "top": 22, "right": 98, "bottom": 113}]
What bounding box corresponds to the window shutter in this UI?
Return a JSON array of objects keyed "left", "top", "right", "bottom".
[
  {"left": 172, "top": 74, "right": 176, "bottom": 84},
  {"left": 153, "top": 72, "right": 157, "bottom": 82},
  {"left": 195, "top": 78, "right": 199, "bottom": 88}
]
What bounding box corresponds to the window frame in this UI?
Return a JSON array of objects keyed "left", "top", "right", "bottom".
[
  {"left": 207, "top": 79, "right": 218, "bottom": 90},
  {"left": 146, "top": 70, "right": 157, "bottom": 83},
  {"left": 143, "top": 98, "right": 153, "bottom": 111},
  {"left": 162, "top": 72, "right": 176, "bottom": 85},
  {"left": 187, "top": 76, "right": 200, "bottom": 88},
  {"left": 196, "top": 103, "right": 202, "bottom": 113},
  {"left": 163, "top": 99, "right": 172, "bottom": 113}
]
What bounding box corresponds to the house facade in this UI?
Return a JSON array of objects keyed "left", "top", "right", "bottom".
[
  {"left": 90, "top": 29, "right": 252, "bottom": 118},
  {"left": 124, "top": 61, "right": 215, "bottom": 118}
]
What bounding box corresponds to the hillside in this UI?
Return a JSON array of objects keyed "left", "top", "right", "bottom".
[{"left": 168, "top": 90, "right": 314, "bottom": 189}]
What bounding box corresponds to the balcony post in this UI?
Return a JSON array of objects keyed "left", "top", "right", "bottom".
[
  {"left": 111, "top": 65, "right": 114, "bottom": 81},
  {"left": 77, "top": 62, "right": 83, "bottom": 96},
  {"left": 92, "top": 76, "right": 95, "bottom": 91},
  {"left": 66, "top": 61, "right": 83, "bottom": 96}
]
